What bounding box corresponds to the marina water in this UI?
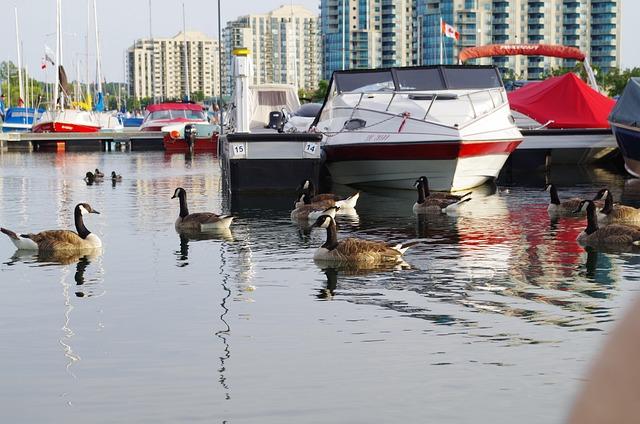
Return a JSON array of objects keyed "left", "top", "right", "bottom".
[{"left": 1, "top": 151, "right": 639, "bottom": 423}]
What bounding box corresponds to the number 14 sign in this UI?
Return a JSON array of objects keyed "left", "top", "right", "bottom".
[{"left": 303, "top": 142, "right": 320, "bottom": 157}]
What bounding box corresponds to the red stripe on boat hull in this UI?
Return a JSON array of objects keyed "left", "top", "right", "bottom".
[
  {"left": 323, "top": 140, "right": 522, "bottom": 161},
  {"left": 32, "top": 121, "right": 101, "bottom": 133}
]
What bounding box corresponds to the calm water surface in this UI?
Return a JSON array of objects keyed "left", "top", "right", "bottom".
[{"left": 1, "top": 151, "right": 640, "bottom": 423}]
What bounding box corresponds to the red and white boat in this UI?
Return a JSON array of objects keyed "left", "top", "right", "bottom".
[
  {"left": 140, "top": 103, "right": 219, "bottom": 153},
  {"left": 312, "top": 65, "right": 522, "bottom": 191},
  {"left": 32, "top": 109, "right": 101, "bottom": 133}
]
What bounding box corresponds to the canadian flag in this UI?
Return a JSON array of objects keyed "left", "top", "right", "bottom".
[{"left": 441, "top": 20, "right": 460, "bottom": 40}]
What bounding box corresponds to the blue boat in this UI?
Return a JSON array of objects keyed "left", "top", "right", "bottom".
[
  {"left": 122, "top": 117, "right": 143, "bottom": 128},
  {"left": 1, "top": 107, "right": 44, "bottom": 132},
  {"left": 610, "top": 78, "right": 640, "bottom": 177}
]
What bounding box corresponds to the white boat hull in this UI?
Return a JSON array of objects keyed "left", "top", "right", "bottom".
[{"left": 326, "top": 153, "right": 512, "bottom": 191}]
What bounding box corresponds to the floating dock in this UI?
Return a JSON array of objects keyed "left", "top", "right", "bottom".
[{"left": 0, "top": 130, "right": 166, "bottom": 152}]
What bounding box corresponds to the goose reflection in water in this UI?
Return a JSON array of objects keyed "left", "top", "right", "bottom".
[
  {"left": 174, "top": 229, "right": 234, "bottom": 267},
  {"left": 315, "top": 262, "right": 411, "bottom": 300}
]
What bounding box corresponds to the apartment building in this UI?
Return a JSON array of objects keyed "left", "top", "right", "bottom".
[
  {"left": 223, "top": 5, "right": 321, "bottom": 95},
  {"left": 126, "top": 31, "right": 220, "bottom": 100},
  {"left": 323, "top": 0, "right": 621, "bottom": 80}
]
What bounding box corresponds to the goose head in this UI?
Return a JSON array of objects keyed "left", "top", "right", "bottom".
[
  {"left": 77, "top": 203, "right": 100, "bottom": 215},
  {"left": 313, "top": 214, "right": 334, "bottom": 229},
  {"left": 111, "top": 171, "right": 118, "bottom": 179},
  {"left": 544, "top": 183, "right": 554, "bottom": 192},
  {"left": 171, "top": 187, "right": 186, "bottom": 200},
  {"left": 573, "top": 199, "right": 593, "bottom": 214},
  {"left": 593, "top": 188, "right": 609, "bottom": 201}
]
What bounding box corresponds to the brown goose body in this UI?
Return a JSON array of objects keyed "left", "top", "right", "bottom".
[
  {"left": 575, "top": 200, "right": 640, "bottom": 246},
  {"left": 312, "top": 215, "right": 408, "bottom": 265},
  {"left": 414, "top": 176, "right": 471, "bottom": 201},
  {"left": 1, "top": 203, "right": 102, "bottom": 252},
  {"left": 297, "top": 180, "right": 360, "bottom": 209},
  {"left": 172, "top": 187, "right": 233, "bottom": 231}
]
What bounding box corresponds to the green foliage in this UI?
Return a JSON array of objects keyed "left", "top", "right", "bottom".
[
  {"left": 542, "top": 65, "right": 640, "bottom": 97},
  {"left": 0, "top": 60, "right": 48, "bottom": 108},
  {"left": 192, "top": 90, "right": 205, "bottom": 102}
]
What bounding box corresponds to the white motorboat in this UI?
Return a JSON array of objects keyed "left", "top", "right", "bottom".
[{"left": 312, "top": 65, "right": 522, "bottom": 191}]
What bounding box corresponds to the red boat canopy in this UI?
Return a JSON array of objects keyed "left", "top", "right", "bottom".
[
  {"left": 507, "top": 73, "right": 615, "bottom": 129},
  {"left": 147, "top": 102, "right": 203, "bottom": 112},
  {"left": 458, "top": 44, "right": 586, "bottom": 63}
]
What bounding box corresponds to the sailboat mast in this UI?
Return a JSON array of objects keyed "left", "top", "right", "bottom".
[
  {"left": 93, "top": 0, "right": 102, "bottom": 96},
  {"left": 54, "top": 0, "right": 61, "bottom": 109},
  {"left": 182, "top": 3, "right": 190, "bottom": 101},
  {"left": 14, "top": 7, "right": 25, "bottom": 105},
  {"left": 86, "top": 0, "right": 90, "bottom": 103}
]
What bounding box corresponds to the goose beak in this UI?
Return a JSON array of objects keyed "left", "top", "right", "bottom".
[
  {"left": 171, "top": 194, "right": 177, "bottom": 199},
  {"left": 92, "top": 209, "right": 101, "bottom": 214}
]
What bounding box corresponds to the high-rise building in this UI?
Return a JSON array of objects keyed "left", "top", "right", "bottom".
[
  {"left": 126, "top": 31, "right": 220, "bottom": 101},
  {"left": 320, "top": 0, "right": 413, "bottom": 79},
  {"left": 323, "top": 0, "right": 621, "bottom": 80},
  {"left": 223, "top": 5, "right": 321, "bottom": 96}
]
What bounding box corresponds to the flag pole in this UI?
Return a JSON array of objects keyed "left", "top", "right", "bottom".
[{"left": 439, "top": 17, "right": 443, "bottom": 65}]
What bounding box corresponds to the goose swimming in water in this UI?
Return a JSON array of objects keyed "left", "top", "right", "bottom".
[
  {"left": 94, "top": 169, "right": 105, "bottom": 178},
  {"left": 312, "top": 215, "right": 411, "bottom": 265},
  {"left": 1, "top": 203, "right": 102, "bottom": 251},
  {"left": 414, "top": 176, "right": 471, "bottom": 201},
  {"left": 546, "top": 184, "right": 584, "bottom": 217},
  {"left": 574, "top": 200, "right": 640, "bottom": 247},
  {"left": 413, "top": 178, "right": 470, "bottom": 214},
  {"left": 296, "top": 179, "right": 360, "bottom": 209},
  {"left": 596, "top": 189, "right": 640, "bottom": 226},
  {"left": 111, "top": 171, "right": 122, "bottom": 182},
  {"left": 171, "top": 187, "right": 233, "bottom": 231}
]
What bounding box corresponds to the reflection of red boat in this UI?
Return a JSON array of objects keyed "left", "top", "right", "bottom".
[{"left": 141, "top": 103, "right": 219, "bottom": 153}]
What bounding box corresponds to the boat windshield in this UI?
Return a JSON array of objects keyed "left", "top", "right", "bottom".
[
  {"left": 335, "top": 71, "right": 394, "bottom": 93},
  {"left": 146, "top": 109, "right": 206, "bottom": 121},
  {"left": 333, "top": 66, "right": 503, "bottom": 93}
]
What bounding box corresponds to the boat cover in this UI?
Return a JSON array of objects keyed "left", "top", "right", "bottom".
[
  {"left": 609, "top": 77, "right": 640, "bottom": 128},
  {"left": 249, "top": 84, "right": 300, "bottom": 129},
  {"left": 507, "top": 73, "right": 615, "bottom": 129}
]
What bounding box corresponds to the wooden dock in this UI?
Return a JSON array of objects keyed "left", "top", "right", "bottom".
[{"left": 0, "top": 130, "right": 166, "bottom": 152}]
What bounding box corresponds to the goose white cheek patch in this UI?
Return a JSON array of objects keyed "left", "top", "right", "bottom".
[{"left": 79, "top": 205, "right": 89, "bottom": 215}]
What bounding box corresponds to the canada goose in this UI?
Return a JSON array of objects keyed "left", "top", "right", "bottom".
[
  {"left": 84, "top": 171, "right": 101, "bottom": 185},
  {"left": 296, "top": 179, "right": 360, "bottom": 209},
  {"left": 545, "top": 184, "right": 584, "bottom": 216},
  {"left": 291, "top": 203, "right": 339, "bottom": 222},
  {"left": 413, "top": 178, "right": 471, "bottom": 214},
  {"left": 111, "top": 171, "right": 122, "bottom": 182},
  {"left": 1, "top": 203, "right": 102, "bottom": 251},
  {"left": 94, "top": 169, "right": 105, "bottom": 178},
  {"left": 415, "top": 176, "right": 471, "bottom": 201},
  {"left": 171, "top": 187, "right": 233, "bottom": 231},
  {"left": 312, "top": 215, "right": 410, "bottom": 264},
  {"left": 596, "top": 189, "right": 640, "bottom": 225},
  {"left": 573, "top": 200, "right": 640, "bottom": 246}
]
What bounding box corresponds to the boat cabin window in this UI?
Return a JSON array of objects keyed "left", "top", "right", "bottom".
[
  {"left": 335, "top": 71, "right": 394, "bottom": 93},
  {"left": 395, "top": 68, "right": 446, "bottom": 91},
  {"left": 257, "top": 91, "right": 288, "bottom": 106},
  {"left": 149, "top": 110, "right": 171, "bottom": 120},
  {"left": 442, "top": 68, "right": 502, "bottom": 89}
]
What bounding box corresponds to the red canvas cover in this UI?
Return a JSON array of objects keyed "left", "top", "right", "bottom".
[
  {"left": 459, "top": 44, "right": 585, "bottom": 63},
  {"left": 507, "top": 73, "right": 615, "bottom": 129}
]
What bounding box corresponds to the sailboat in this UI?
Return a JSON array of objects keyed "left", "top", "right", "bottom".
[
  {"left": 32, "top": 0, "right": 102, "bottom": 133},
  {"left": 1, "top": 7, "right": 44, "bottom": 133}
]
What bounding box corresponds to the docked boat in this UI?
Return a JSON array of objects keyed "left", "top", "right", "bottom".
[
  {"left": 140, "top": 102, "right": 218, "bottom": 153},
  {"left": 1, "top": 107, "right": 44, "bottom": 132},
  {"left": 32, "top": 109, "right": 101, "bottom": 133},
  {"left": 312, "top": 65, "right": 522, "bottom": 191},
  {"left": 609, "top": 77, "right": 640, "bottom": 177},
  {"left": 459, "top": 44, "right": 616, "bottom": 167},
  {"left": 508, "top": 73, "right": 616, "bottom": 165}
]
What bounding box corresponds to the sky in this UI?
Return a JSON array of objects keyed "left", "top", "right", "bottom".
[{"left": 0, "top": 0, "right": 637, "bottom": 83}]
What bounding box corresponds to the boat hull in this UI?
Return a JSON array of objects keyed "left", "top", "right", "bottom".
[
  {"left": 323, "top": 139, "right": 521, "bottom": 191},
  {"left": 611, "top": 123, "right": 640, "bottom": 177},
  {"left": 163, "top": 134, "right": 218, "bottom": 153},
  {"left": 32, "top": 121, "right": 101, "bottom": 133}
]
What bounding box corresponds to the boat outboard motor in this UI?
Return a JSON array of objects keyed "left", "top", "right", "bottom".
[
  {"left": 184, "top": 124, "right": 197, "bottom": 155},
  {"left": 267, "top": 110, "right": 286, "bottom": 133}
]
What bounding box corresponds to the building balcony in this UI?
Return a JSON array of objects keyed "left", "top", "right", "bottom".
[
  {"left": 591, "top": 38, "right": 617, "bottom": 46},
  {"left": 493, "top": 17, "right": 509, "bottom": 24},
  {"left": 592, "top": 16, "right": 617, "bottom": 24},
  {"left": 591, "top": 28, "right": 616, "bottom": 35}
]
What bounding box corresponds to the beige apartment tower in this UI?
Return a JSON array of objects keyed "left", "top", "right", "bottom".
[{"left": 127, "top": 31, "right": 220, "bottom": 101}]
